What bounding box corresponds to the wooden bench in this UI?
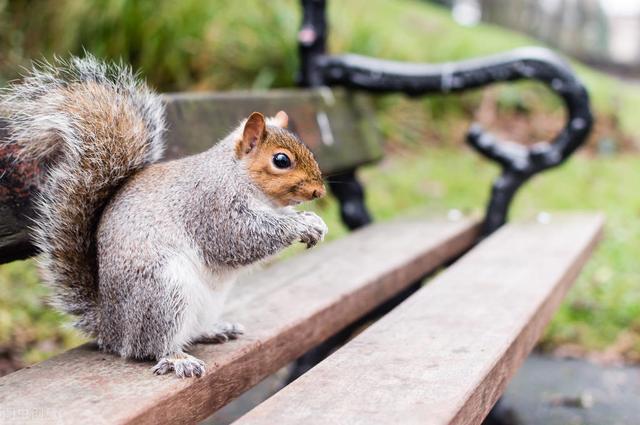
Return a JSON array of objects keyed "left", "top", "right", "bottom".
[
  {"left": 0, "top": 89, "right": 381, "bottom": 262},
  {"left": 234, "top": 214, "right": 603, "bottom": 425},
  {"left": 0, "top": 88, "right": 602, "bottom": 424},
  {"left": 0, "top": 1, "right": 601, "bottom": 423}
]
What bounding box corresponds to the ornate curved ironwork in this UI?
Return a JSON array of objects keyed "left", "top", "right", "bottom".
[
  {"left": 291, "top": 0, "right": 594, "bottom": 387},
  {"left": 299, "top": 0, "right": 593, "bottom": 236}
]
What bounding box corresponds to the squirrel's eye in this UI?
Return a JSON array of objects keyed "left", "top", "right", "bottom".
[{"left": 272, "top": 153, "right": 291, "bottom": 169}]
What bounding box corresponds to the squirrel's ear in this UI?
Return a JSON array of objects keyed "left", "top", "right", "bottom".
[
  {"left": 273, "top": 110, "right": 289, "bottom": 128},
  {"left": 238, "top": 112, "right": 266, "bottom": 157}
]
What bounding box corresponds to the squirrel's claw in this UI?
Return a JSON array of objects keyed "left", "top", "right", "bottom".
[
  {"left": 296, "top": 212, "right": 328, "bottom": 249},
  {"left": 196, "top": 322, "right": 245, "bottom": 344},
  {"left": 152, "top": 352, "right": 206, "bottom": 378},
  {"left": 305, "top": 238, "right": 319, "bottom": 249}
]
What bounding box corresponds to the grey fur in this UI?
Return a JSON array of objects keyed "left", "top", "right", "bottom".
[
  {"left": 0, "top": 56, "right": 327, "bottom": 378},
  {"left": 0, "top": 55, "right": 165, "bottom": 334},
  {"left": 96, "top": 132, "right": 327, "bottom": 365}
]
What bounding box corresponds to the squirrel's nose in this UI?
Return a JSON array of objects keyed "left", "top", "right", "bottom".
[{"left": 312, "top": 187, "right": 326, "bottom": 199}]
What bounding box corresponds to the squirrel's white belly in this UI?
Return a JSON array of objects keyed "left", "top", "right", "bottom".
[{"left": 163, "top": 247, "right": 238, "bottom": 349}]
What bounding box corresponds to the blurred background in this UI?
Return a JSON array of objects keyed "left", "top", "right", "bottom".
[
  {"left": 438, "top": 0, "right": 640, "bottom": 77},
  {"left": 0, "top": 1, "right": 639, "bottom": 420}
]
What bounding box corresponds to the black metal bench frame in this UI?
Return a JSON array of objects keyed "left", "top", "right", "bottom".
[
  {"left": 0, "top": 3, "right": 597, "bottom": 423},
  {"left": 289, "top": 0, "right": 594, "bottom": 414},
  {"left": 299, "top": 0, "right": 592, "bottom": 237}
]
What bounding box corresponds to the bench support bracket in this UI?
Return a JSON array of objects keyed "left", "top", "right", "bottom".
[{"left": 327, "top": 170, "right": 372, "bottom": 230}]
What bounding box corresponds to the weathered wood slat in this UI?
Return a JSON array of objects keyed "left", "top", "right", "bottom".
[
  {"left": 0, "top": 88, "right": 383, "bottom": 263},
  {"left": 163, "top": 89, "right": 383, "bottom": 174},
  {"left": 235, "top": 213, "right": 604, "bottom": 425},
  {"left": 0, "top": 216, "right": 479, "bottom": 425}
]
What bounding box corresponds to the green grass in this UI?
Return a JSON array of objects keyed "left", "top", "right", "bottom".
[
  {"left": 306, "top": 148, "right": 640, "bottom": 360},
  {"left": 0, "top": 260, "right": 85, "bottom": 365},
  {"left": 1, "top": 0, "right": 640, "bottom": 365}
]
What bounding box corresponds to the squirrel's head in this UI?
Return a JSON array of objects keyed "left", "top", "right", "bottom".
[{"left": 235, "top": 111, "right": 325, "bottom": 207}]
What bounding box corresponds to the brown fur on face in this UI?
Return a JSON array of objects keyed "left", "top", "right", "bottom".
[{"left": 236, "top": 112, "right": 325, "bottom": 207}]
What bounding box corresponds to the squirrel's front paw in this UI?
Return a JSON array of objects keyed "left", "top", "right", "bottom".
[{"left": 296, "top": 212, "right": 328, "bottom": 248}]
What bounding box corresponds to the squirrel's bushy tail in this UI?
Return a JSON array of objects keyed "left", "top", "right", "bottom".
[{"left": 0, "top": 56, "right": 165, "bottom": 334}]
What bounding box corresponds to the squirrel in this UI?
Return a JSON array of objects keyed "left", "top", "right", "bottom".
[{"left": 0, "top": 56, "right": 328, "bottom": 378}]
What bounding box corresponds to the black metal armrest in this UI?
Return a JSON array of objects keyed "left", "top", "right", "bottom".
[
  {"left": 298, "top": 0, "right": 593, "bottom": 235},
  {"left": 292, "top": 0, "right": 594, "bottom": 384}
]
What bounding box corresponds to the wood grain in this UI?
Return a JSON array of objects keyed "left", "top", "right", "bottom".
[
  {"left": 0, "top": 217, "right": 478, "bottom": 425},
  {"left": 235, "top": 213, "right": 604, "bottom": 425},
  {"left": 0, "top": 88, "right": 383, "bottom": 263},
  {"left": 163, "top": 89, "right": 383, "bottom": 174}
]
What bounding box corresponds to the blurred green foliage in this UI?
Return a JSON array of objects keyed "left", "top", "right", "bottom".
[
  {"left": 0, "top": 260, "right": 84, "bottom": 367},
  {"left": 0, "top": 0, "right": 639, "bottom": 366},
  {"left": 2, "top": 0, "right": 639, "bottom": 134},
  {"left": 0, "top": 0, "right": 300, "bottom": 90}
]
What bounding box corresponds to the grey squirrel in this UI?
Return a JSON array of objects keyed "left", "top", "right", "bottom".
[{"left": 0, "top": 56, "right": 328, "bottom": 378}]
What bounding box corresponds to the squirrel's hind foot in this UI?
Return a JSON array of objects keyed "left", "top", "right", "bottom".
[
  {"left": 196, "top": 322, "right": 245, "bottom": 344},
  {"left": 152, "top": 352, "right": 206, "bottom": 378}
]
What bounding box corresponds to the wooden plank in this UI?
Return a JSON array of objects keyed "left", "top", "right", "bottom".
[
  {"left": 163, "top": 88, "right": 383, "bottom": 174},
  {"left": 0, "top": 216, "right": 479, "bottom": 425},
  {"left": 235, "top": 213, "right": 604, "bottom": 425},
  {"left": 0, "top": 88, "right": 383, "bottom": 263}
]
